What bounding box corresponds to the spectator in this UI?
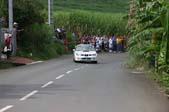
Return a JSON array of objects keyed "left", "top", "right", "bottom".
[
  {"left": 3, "top": 33, "right": 13, "bottom": 59},
  {"left": 99, "top": 37, "right": 102, "bottom": 50},
  {"left": 116, "top": 36, "right": 122, "bottom": 52},
  {"left": 109, "top": 37, "right": 113, "bottom": 53},
  {"left": 112, "top": 35, "right": 117, "bottom": 53}
]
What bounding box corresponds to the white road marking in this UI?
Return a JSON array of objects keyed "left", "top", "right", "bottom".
[
  {"left": 20, "top": 90, "right": 38, "bottom": 101},
  {"left": 131, "top": 71, "right": 144, "bottom": 74},
  {"left": 56, "top": 74, "right": 65, "bottom": 80},
  {"left": 27, "top": 61, "right": 43, "bottom": 65},
  {"left": 66, "top": 70, "right": 73, "bottom": 74},
  {"left": 41, "top": 81, "right": 54, "bottom": 88},
  {"left": 0, "top": 105, "right": 13, "bottom": 112},
  {"left": 74, "top": 68, "right": 80, "bottom": 71}
]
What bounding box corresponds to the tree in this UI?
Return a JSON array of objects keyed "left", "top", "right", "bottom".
[
  {"left": 13, "top": 0, "right": 46, "bottom": 28},
  {"left": 0, "top": 0, "right": 7, "bottom": 17}
]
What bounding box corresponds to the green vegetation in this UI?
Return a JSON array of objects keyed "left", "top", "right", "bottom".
[
  {"left": 54, "top": 11, "right": 127, "bottom": 36},
  {"left": 14, "top": 0, "right": 65, "bottom": 60},
  {"left": 1, "top": 0, "right": 129, "bottom": 60},
  {"left": 42, "top": 0, "right": 129, "bottom": 13},
  {"left": 127, "top": 0, "right": 169, "bottom": 94},
  {"left": 0, "top": 0, "right": 65, "bottom": 60},
  {"left": 0, "top": 61, "right": 15, "bottom": 69},
  {"left": 149, "top": 72, "right": 169, "bottom": 94},
  {"left": 17, "top": 23, "right": 65, "bottom": 60},
  {"left": 0, "top": 0, "right": 7, "bottom": 17},
  {"left": 13, "top": 0, "right": 45, "bottom": 27},
  {"left": 51, "top": 0, "right": 129, "bottom": 50}
]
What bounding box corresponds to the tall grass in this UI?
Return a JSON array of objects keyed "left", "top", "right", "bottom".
[
  {"left": 41, "top": 0, "right": 129, "bottom": 13},
  {"left": 54, "top": 11, "right": 127, "bottom": 36}
]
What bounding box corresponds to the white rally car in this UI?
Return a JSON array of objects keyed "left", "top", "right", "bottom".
[{"left": 73, "top": 44, "right": 98, "bottom": 63}]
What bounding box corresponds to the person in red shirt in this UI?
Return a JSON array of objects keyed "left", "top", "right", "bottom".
[{"left": 3, "top": 33, "right": 12, "bottom": 59}]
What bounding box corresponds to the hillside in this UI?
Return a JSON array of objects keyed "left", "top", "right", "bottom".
[{"left": 42, "top": 0, "right": 129, "bottom": 13}]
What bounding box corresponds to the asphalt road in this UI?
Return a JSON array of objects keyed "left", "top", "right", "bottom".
[{"left": 0, "top": 53, "right": 168, "bottom": 112}]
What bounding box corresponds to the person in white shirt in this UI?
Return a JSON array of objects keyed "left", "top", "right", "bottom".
[{"left": 109, "top": 37, "right": 113, "bottom": 53}]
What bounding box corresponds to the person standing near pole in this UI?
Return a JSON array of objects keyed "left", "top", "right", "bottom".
[
  {"left": 2, "top": 33, "right": 12, "bottom": 59},
  {"left": 5, "top": 33, "right": 12, "bottom": 59}
]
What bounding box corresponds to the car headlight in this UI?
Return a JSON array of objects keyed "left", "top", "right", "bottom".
[
  {"left": 92, "top": 54, "right": 97, "bottom": 56},
  {"left": 75, "top": 53, "right": 80, "bottom": 56}
]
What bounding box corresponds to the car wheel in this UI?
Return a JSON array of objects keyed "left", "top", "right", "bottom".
[
  {"left": 73, "top": 58, "right": 78, "bottom": 63},
  {"left": 93, "top": 61, "right": 98, "bottom": 64}
]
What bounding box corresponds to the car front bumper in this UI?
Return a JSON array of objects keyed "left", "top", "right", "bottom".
[{"left": 74, "top": 56, "right": 97, "bottom": 62}]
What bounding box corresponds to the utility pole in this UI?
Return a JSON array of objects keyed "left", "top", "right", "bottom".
[
  {"left": 48, "top": 0, "right": 53, "bottom": 26},
  {"left": 0, "top": 18, "right": 3, "bottom": 57},
  {"left": 8, "top": 0, "right": 13, "bottom": 32},
  {"left": 8, "top": 0, "right": 17, "bottom": 55},
  {"left": 48, "top": 0, "right": 51, "bottom": 25}
]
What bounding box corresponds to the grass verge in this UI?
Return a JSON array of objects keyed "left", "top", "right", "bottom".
[
  {"left": 0, "top": 61, "right": 15, "bottom": 69},
  {"left": 148, "top": 71, "right": 169, "bottom": 96}
]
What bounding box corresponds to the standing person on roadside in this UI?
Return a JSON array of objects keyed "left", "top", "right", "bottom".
[
  {"left": 96, "top": 36, "right": 100, "bottom": 52},
  {"left": 93, "top": 36, "right": 96, "bottom": 48},
  {"left": 92, "top": 36, "right": 96, "bottom": 47},
  {"left": 123, "top": 35, "right": 128, "bottom": 52},
  {"left": 5, "top": 33, "right": 12, "bottom": 59},
  {"left": 112, "top": 34, "right": 117, "bottom": 53},
  {"left": 101, "top": 36, "right": 105, "bottom": 50},
  {"left": 109, "top": 37, "right": 112, "bottom": 53},
  {"left": 104, "top": 36, "right": 108, "bottom": 51},
  {"left": 116, "top": 36, "right": 122, "bottom": 53},
  {"left": 99, "top": 37, "right": 102, "bottom": 51},
  {"left": 121, "top": 36, "right": 125, "bottom": 52}
]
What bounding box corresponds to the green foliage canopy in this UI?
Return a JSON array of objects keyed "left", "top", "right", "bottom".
[{"left": 0, "top": 0, "right": 46, "bottom": 28}]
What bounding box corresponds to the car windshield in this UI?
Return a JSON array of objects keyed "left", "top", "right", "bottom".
[{"left": 76, "top": 44, "right": 95, "bottom": 51}]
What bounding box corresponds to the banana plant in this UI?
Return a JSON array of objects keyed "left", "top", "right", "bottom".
[
  {"left": 128, "top": 0, "right": 165, "bottom": 68},
  {"left": 128, "top": 0, "right": 169, "bottom": 73},
  {"left": 159, "top": 1, "right": 169, "bottom": 68}
]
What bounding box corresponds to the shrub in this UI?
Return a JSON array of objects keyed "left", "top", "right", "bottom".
[
  {"left": 67, "top": 32, "right": 76, "bottom": 51},
  {"left": 17, "top": 23, "right": 65, "bottom": 60}
]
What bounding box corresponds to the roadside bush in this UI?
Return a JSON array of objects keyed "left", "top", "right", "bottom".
[
  {"left": 17, "top": 23, "right": 65, "bottom": 60},
  {"left": 55, "top": 42, "right": 65, "bottom": 55},
  {"left": 67, "top": 32, "right": 76, "bottom": 51},
  {"left": 0, "top": 62, "right": 14, "bottom": 69},
  {"left": 19, "top": 23, "right": 53, "bottom": 51},
  {"left": 152, "top": 72, "right": 169, "bottom": 95}
]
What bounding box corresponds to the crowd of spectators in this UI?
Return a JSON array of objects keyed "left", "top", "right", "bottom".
[{"left": 78, "top": 35, "right": 127, "bottom": 53}]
